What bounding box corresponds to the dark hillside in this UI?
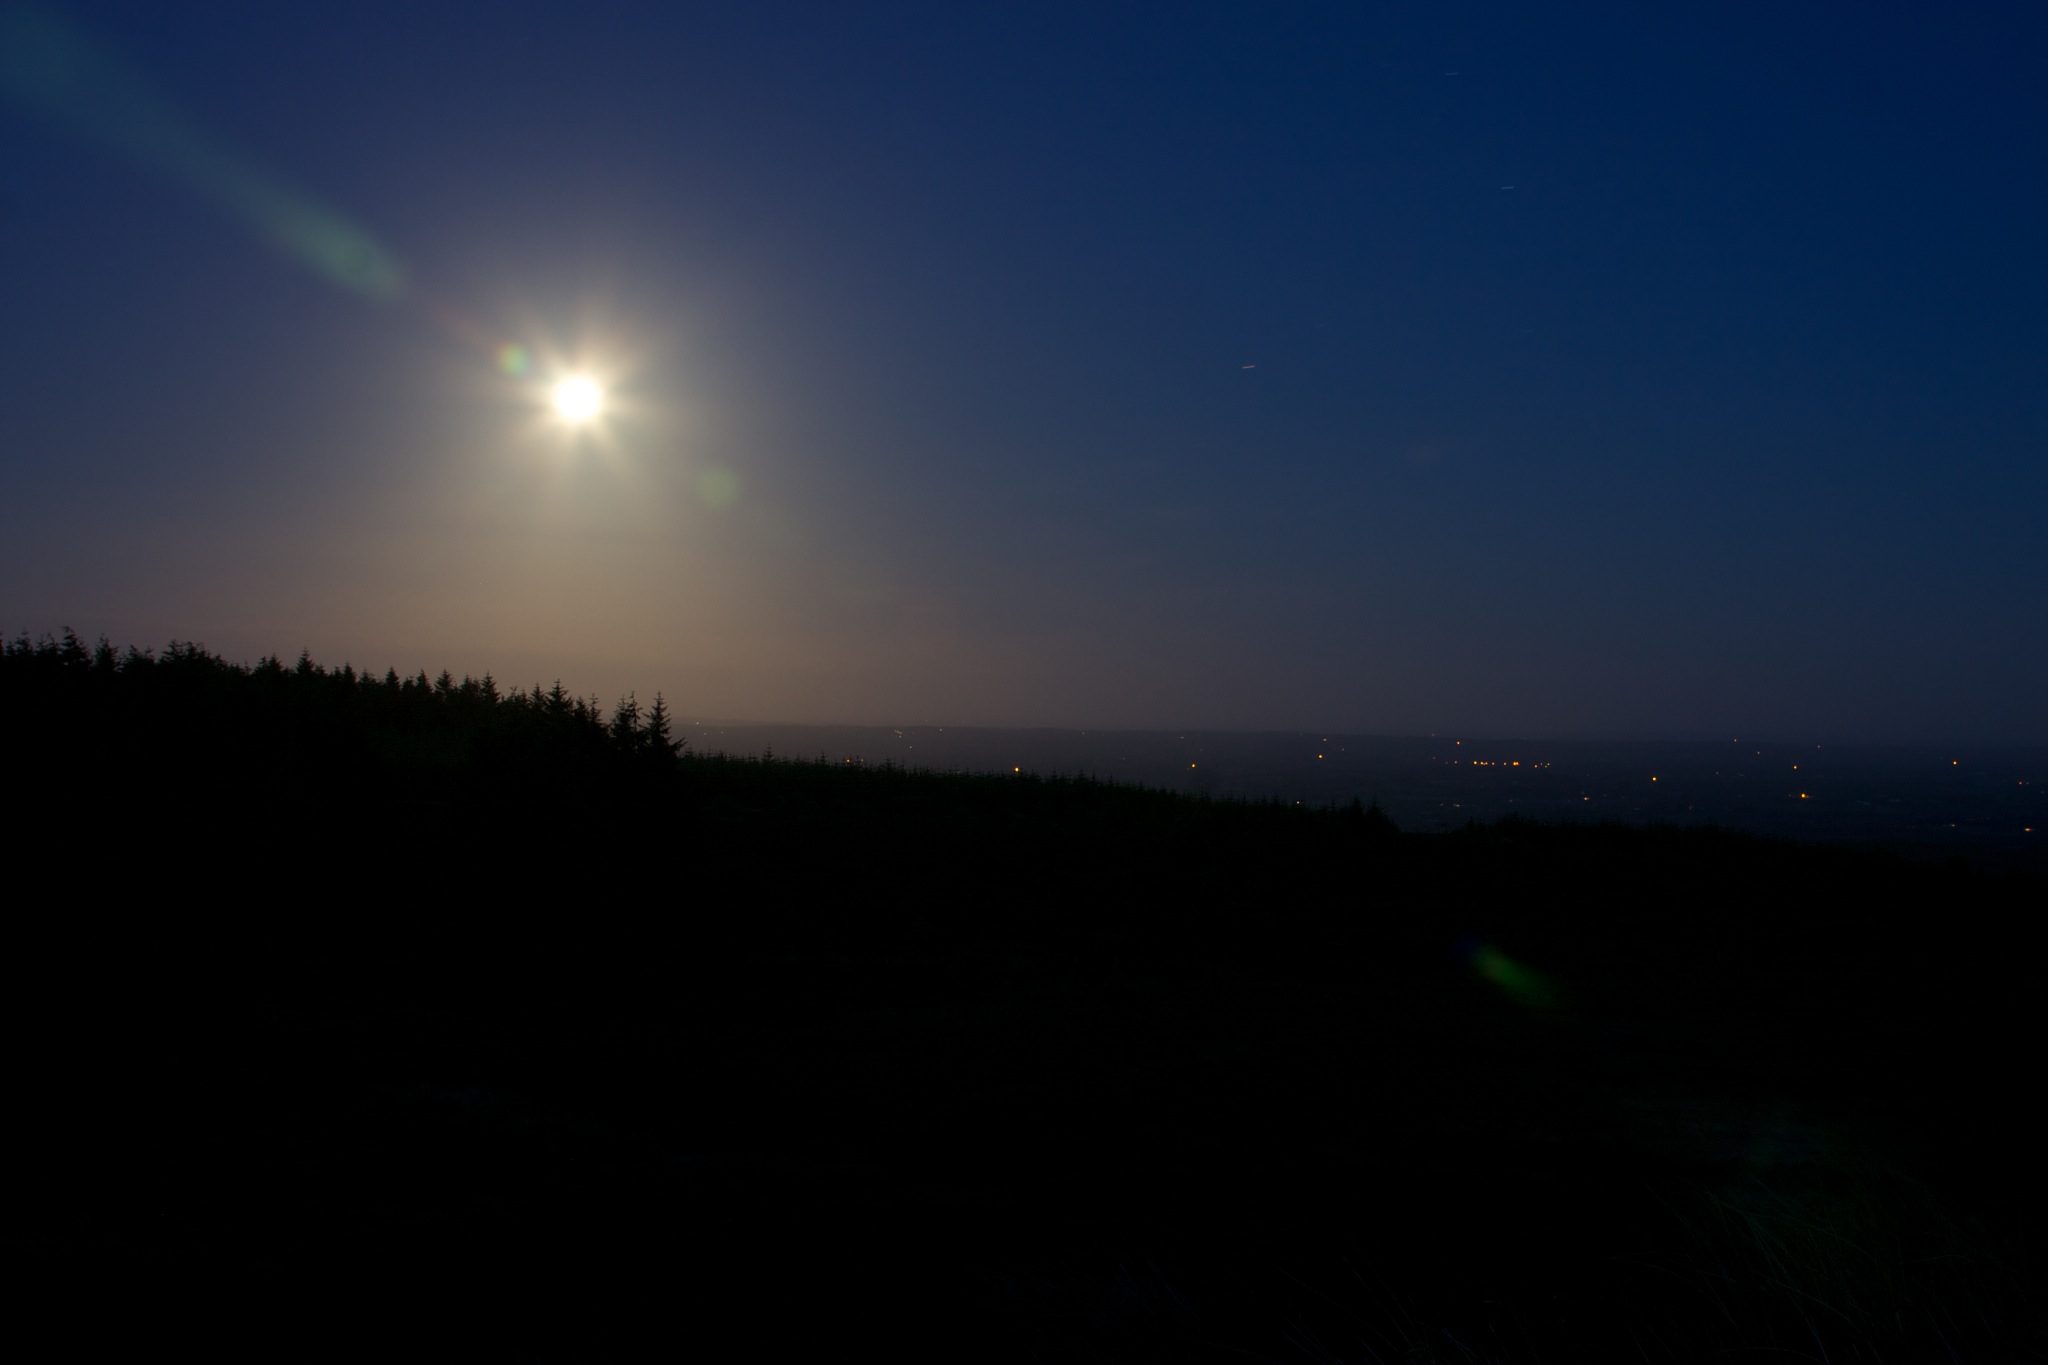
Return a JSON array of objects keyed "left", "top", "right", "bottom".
[{"left": 8, "top": 634, "right": 2042, "bottom": 1359}]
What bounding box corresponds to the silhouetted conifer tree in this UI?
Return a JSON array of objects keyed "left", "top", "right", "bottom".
[
  {"left": 645, "top": 693, "right": 677, "bottom": 757},
  {"left": 610, "top": 694, "right": 642, "bottom": 748}
]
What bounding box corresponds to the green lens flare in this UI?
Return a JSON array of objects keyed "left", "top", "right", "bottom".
[
  {"left": 1, "top": 4, "right": 404, "bottom": 301},
  {"left": 1469, "top": 944, "right": 1558, "bottom": 1009},
  {"left": 497, "top": 344, "right": 531, "bottom": 377},
  {"left": 698, "top": 467, "right": 740, "bottom": 510}
]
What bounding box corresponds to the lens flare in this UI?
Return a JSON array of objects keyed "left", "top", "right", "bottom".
[
  {"left": 1, "top": 5, "right": 403, "bottom": 300},
  {"left": 698, "top": 466, "right": 740, "bottom": 509},
  {"left": 1456, "top": 937, "right": 1560, "bottom": 1010}
]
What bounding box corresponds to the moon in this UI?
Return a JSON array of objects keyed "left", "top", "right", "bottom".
[{"left": 551, "top": 376, "right": 605, "bottom": 424}]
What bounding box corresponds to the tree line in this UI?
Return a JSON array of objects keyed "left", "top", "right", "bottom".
[{"left": 3, "top": 630, "right": 682, "bottom": 811}]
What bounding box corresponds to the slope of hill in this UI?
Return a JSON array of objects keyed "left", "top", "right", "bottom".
[{"left": 9, "top": 632, "right": 2041, "bottom": 1359}]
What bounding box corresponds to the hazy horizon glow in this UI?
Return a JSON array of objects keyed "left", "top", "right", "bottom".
[{"left": 2, "top": 2, "right": 2043, "bottom": 743}]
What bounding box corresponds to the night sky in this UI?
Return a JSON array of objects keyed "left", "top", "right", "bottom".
[{"left": 3, "top": 2, "right": 2042, "bottom": 742}]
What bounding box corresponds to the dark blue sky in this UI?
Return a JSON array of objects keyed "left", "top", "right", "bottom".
[{"left": 3, "top": 1, "right": 2043, "bottom": 740}]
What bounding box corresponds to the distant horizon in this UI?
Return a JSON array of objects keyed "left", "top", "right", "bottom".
[
  {"left": 18, "top": 623, "right": 2044, "bottom": 752},
  {"left": 681, "top": 720, "right": 2048, "bottom": 755},
  {"left": 677, "top": 719, "right": 2044, "bottom": 857}
]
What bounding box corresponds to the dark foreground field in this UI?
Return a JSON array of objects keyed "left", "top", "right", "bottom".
[{"left": 11, "top": 636, "right": 2044, "bottom": 1360}]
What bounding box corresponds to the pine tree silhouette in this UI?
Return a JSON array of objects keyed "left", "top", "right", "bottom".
[
  {"left": 610, "top": 694, "right": 642, "bottom": 749},
  {"left": 645, "top": 693, "right": 678, "bottom": 757}
]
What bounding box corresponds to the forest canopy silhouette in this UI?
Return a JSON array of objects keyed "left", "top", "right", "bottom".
[{"left": 5, "top": 628, "right": 680, "bottom": 802}]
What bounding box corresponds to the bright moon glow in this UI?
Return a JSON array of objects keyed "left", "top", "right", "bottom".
[{"left": 552, "top": 376, "right": 604, "bottom": 423}]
